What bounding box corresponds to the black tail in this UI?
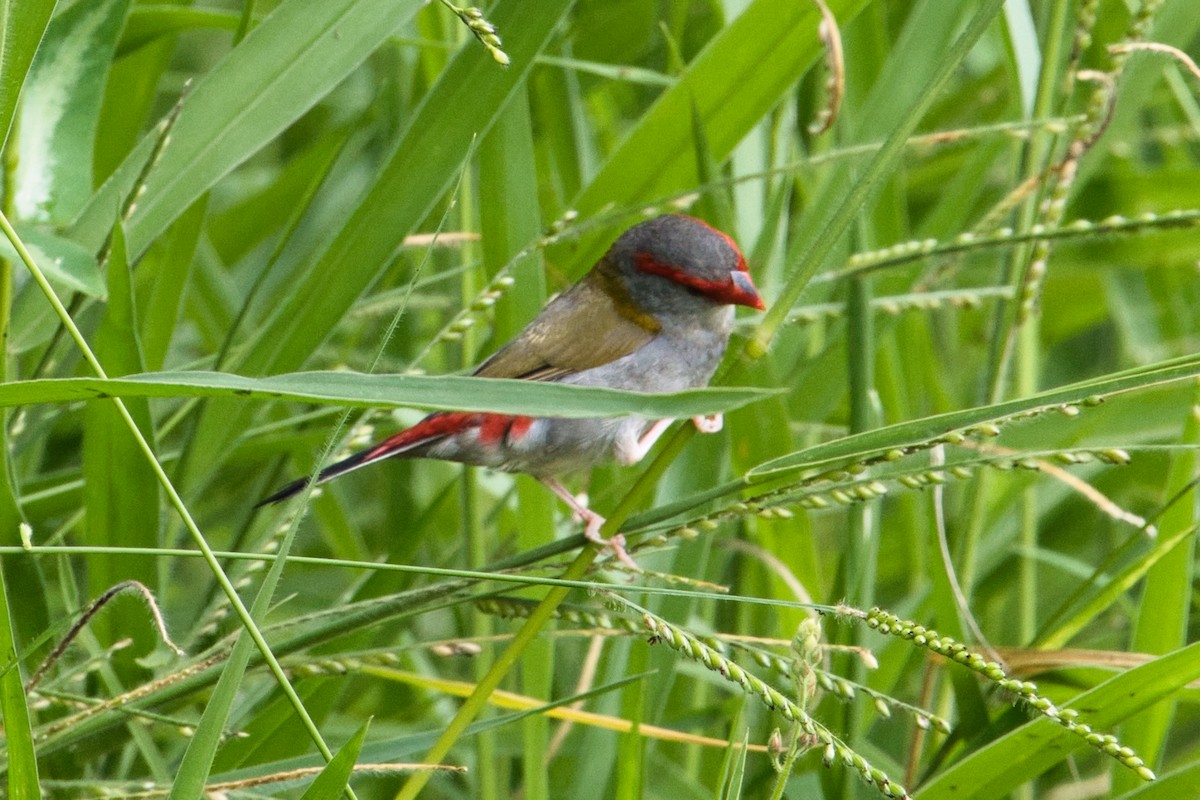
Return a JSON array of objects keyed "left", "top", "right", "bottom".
[
  {"left": 255, "top": 449, "right": 379, "bottom": 507},
  {"left": 257, "top": 414, "right": 458, "bottom": 507}
]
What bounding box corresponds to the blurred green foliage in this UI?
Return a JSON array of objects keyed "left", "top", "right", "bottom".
[{"left": 0, "top": 1, "right": 1198, "bottom": 798}]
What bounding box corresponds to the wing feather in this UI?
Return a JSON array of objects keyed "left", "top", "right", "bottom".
[{"left": 473, "top": 266, "right": 659, "bottom": 382}]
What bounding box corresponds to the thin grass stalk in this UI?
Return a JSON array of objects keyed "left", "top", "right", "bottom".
[
  {"left": 458, "top": 161, "right": 502, "bottom": 800},
  {"left": 746, "top": 0, "right": 1006, "bottom": 357},
  {"left": 0, "top": 213, "right": 342, "bottom": 776},
  {"left": 479, "top": 89, "right": 555, "bottom": 800},
  {"left": 838, "top": 267, "right": 879, "bottom": 797},
  {"left": 1117, "top": 380, "right": 1200, "bottom": 792},
  {"left": 1007, "top": 0, "right": 1079, "bottom": 663}
]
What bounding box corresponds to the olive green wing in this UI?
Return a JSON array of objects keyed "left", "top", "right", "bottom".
[{"left": 473, "top": 268, "right": 660, "bottom": 382}]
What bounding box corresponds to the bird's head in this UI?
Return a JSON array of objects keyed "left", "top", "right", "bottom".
[{"left": 606, "top": 215, "right": 766, "bottom": 317}]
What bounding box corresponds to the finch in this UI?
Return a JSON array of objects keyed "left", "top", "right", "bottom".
[{"left": 261, "top": 214, "right": 765, "bottom": 567}]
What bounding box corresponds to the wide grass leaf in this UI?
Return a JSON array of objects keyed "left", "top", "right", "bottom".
[
  {"left": 917, "top": 639, "right": 1200, "bottom": 799},
  {"left": 748, "top": 352, "right": 1200, "bottom": 478},
  {"left": 12, "top": 0, "right": 130, "bottom": 223},
  {"left": 0, "top": 370, "right": 774, "bottom": 418},
  {"left": 121, "top": 0, "right": 422, "bottom": 259},
  {"left": 0, "top": 0, "right": 56, "bottom": 149},
  {"left": 81, "top": 223, "right": 159, "bottom": 646}
]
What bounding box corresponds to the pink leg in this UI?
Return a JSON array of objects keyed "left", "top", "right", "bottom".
[
  {"left": 619, "top": 419, "right": 674, "bottom": 465},
  {"left": 691, "top": 413, "right": 723, "bottom": 433},
  {"left": 540, "top": 477, "right": 639, "bottom": 570}
]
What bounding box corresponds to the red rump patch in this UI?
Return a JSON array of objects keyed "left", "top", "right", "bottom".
[
  {"left": 363, "top": 411, "right": 534, "bottom": 459},
  {"left": 507, "top": 414, "right": 535, "bottom": 440},
  {"left": 362, "top": 412, "right": 477, "bottom": 460},
  {"left": 478, "top": 413, "right": 535, "bottom": 445}
]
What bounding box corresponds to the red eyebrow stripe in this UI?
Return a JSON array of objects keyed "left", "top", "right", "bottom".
[{"left": 633, "top": 252, "right": 764, "bottom": 309}]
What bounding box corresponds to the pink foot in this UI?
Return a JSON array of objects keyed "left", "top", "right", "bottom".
[
  {"left": 541, "top": 477, "right": 640, "bottom": 571},
  {"left": 581, "top": 510, "right": 640, "bottom": 571}
]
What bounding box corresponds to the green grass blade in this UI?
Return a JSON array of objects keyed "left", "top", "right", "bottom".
[
  {"left": 298, "top": 719, "right": 370, "bottom": 800},
  {"left": 81, "top": 222, "right": 159, "bottom": 655},
  {"left": 0, "top": 557, "right": 40, "bottom": 799},
  {"left": 918, "top": 639, "right": 1200, "bottom": 799},
  {"left": 1037, "top": 524, "right": 1197, "bottom": 650},
  {"left": 12, "top": 0, "right": 130, "bottom": 224},
  {"left": 749, "top": 352, "right": 1200, "bottom": 478},
  {"left": 560, "top": 0, "right": 870, "bottom": 272},
  {"left": 0, "top": 370, "right": 773, "bottom": 418},
  {"left": 234, "top": 0, "right": 573, "bottom": 377},
  {"left": 167, "top": 629, "right": 262, "bottom": 798},
  {"left": 122, "top": 0, "right": 423, "bottom": 258},
  {"left": 1115, "top": 381, "right": 1200, "bottom": 791},
  {"left": 0, "top": 225, "right": 101, "bottom": 297},
  {"left": 117, "top": 6, "right": 239, "bottom": 56},
  {"left": 139, "top": 195, "right": 205, "bottom": 370},
  {"left": 0, "top": 0, "right": 56, "bottom": 149},
  {"left": 1114, "top": 761, "right": 1200, "bottom": 800}
]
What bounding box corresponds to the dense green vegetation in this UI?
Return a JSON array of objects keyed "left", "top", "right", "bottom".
[{"left": 0, "top": 1, "right": 1198, "bottom": 798}]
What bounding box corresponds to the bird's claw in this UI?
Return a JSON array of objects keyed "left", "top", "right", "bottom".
[
  {"left": 691, "top": 413, "right": 723, "bottom": 433},
  {"left": 583, "top": 513, "right": 641, "bottom": 572},
  {"left": 540, "top": 476, "right": 640, "bottom": 571}
]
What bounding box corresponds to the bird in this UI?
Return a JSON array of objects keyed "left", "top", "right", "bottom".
[{"left": 260, "top": 214, "right": 765, "bottom": 567}]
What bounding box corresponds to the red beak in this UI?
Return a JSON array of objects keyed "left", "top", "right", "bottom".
[{"left": 730, "top": 270, "right": 766, "bottom": 311}]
